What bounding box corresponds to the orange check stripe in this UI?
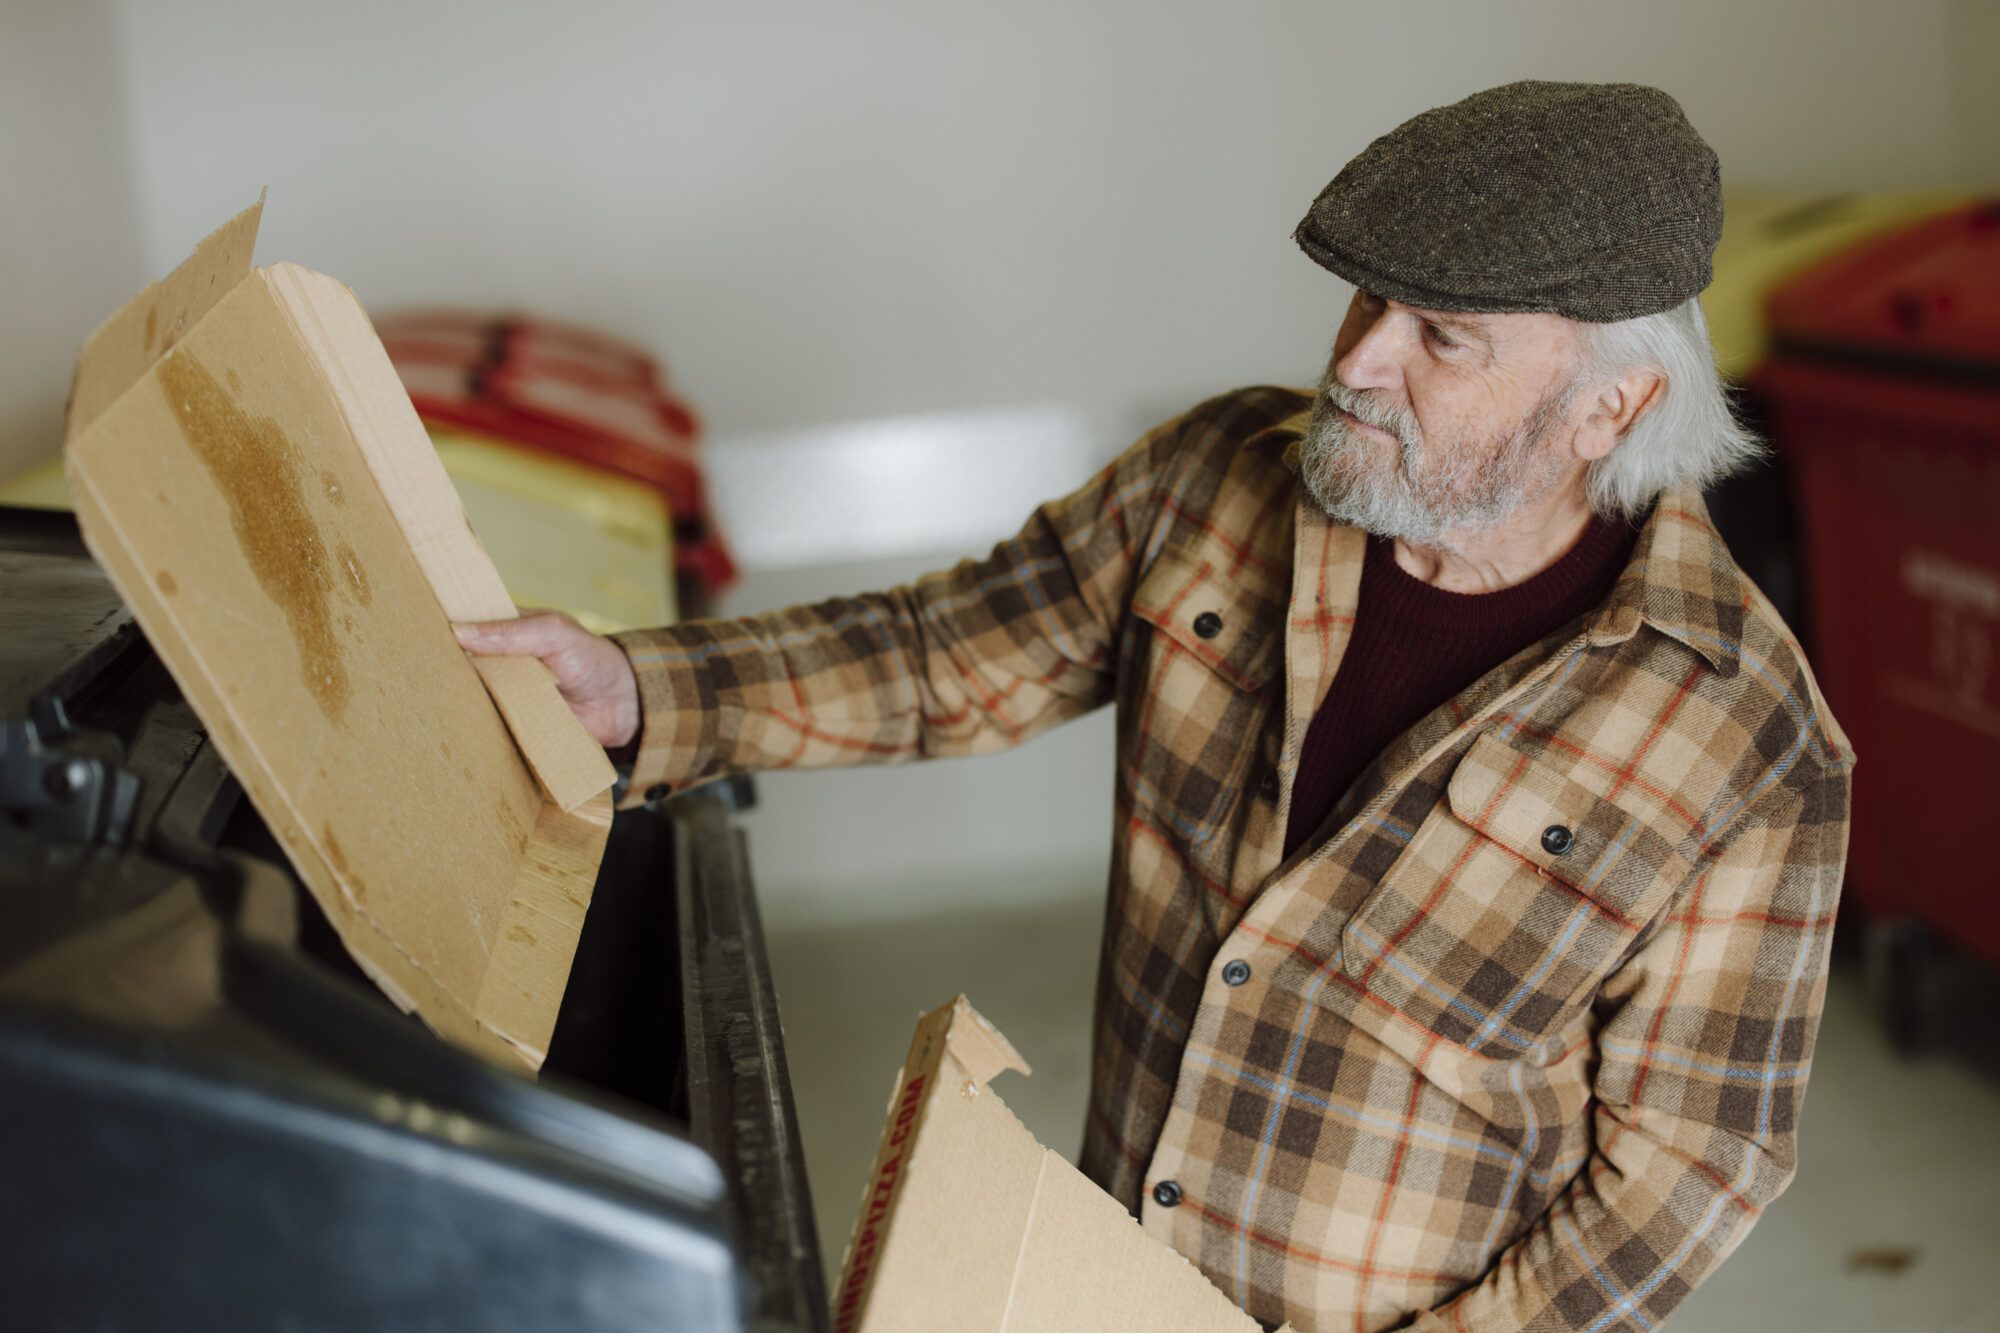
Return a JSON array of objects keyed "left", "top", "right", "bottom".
[
  {"left": 1184, "top": 1197, "right": 1462, "bottom": 1286},
  {"left": 1353, "top": 1033, "right": 1443, "bottom": 1332},
  {"left": 1355, "top": 749, "right": 1531, "bottom": 989}
]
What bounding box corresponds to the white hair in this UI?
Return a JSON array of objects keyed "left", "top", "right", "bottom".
[{"left": 1569, "top": 297, "right": 1764, "bottom": 520}]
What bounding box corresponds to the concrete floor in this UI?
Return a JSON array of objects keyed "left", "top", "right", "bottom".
[{"left": 765, "top": 887, "right": 2000, "bottom": 1331}]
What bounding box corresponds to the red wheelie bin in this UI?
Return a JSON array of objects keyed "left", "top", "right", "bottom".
[{"left": 1757, "top": 202, "right": 2000, "bottom": 1047}]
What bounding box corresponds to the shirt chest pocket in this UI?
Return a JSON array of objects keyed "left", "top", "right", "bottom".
[
  {"left": 1123, "top": 544, "right": 1281, "bottom": 843},
  {"left": 1337, "top": 731, "right": 1690, "bottom": 1058}
]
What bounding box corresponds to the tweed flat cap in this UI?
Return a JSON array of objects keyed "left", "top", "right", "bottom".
[{"left": 1294, "top": 80, "right": 1722, "bottom": 322}]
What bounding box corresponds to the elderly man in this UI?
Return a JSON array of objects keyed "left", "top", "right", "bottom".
[{"left": 458, "top": 81, "right": 1853, "bottom": 1332}]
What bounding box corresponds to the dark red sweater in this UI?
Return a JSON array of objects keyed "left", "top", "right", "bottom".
[{"left": 1282, "top": 514, "right": 1639, "bottom": 857}]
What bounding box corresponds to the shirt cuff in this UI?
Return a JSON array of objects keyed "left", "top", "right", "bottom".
[{"left": 608, "top": 625, "right": 716, "bottom": 810}]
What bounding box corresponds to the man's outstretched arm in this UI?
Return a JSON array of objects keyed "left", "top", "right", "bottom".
[
  {"left": 456, "top": 415, "right": 1190, "bottom": 803},
  {"left": 1414, "top": 756, "right": 1850, "bottom": 1332}
]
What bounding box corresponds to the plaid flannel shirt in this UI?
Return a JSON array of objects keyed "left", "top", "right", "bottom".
[{"left": 613, "top": 386, "right": 1855, "bottom": 1332}]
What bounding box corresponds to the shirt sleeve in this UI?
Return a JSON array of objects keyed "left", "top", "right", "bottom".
[
  {"left": 606, "top": 414, "right": 1189, "bottom": 807},
  {"left": 1411, "top": 753, "right": 1852, "bottom": 1332}
]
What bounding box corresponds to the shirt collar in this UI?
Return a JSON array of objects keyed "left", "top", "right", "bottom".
[
  {"left": 1251, "top": 407, "right": 1744, "bottom": 677},
  {"left": 1587, "top": 485, "right": 1744, "bottom": 676}
]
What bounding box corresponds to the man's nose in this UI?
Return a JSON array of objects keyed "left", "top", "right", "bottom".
[{"left": 1333, "top": 306, "right": 1406, "bottom": 395}]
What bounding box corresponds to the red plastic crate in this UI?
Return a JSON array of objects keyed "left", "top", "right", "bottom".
[{"left": 376, "top": 311, "right": 735, "bottom": 597}]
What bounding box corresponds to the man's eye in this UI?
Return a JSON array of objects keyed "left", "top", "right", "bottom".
[{"left": 1425, "top": 323, "right": 1458, "bottom": 349}]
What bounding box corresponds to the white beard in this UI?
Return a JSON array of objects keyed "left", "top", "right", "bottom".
[{"left": 1297, "top": 367, "right": 1578, "bottom": 548}]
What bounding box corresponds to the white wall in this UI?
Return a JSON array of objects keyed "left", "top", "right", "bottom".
[
  {"left": 0, "top": 0, "right": 150, "bottom": 478},
  {"left": 104, "top": 0, "right": 1997, "bottom": 449},
  {"left": 18, "top": 1, "right": 1993, "bottom": 479}
]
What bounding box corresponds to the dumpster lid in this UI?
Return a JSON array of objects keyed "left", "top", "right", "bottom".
[{"left": 1766, "top": 202, "right": 2000, "bottom": 371}]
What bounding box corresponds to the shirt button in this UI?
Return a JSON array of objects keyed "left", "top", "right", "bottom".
[
  {"left": 1192, "top": 611, "right": 1223, "bottom": 639},
  {"left": 1259, "top": 770, "right": 1279, "bottom": 801},
  {"left": 1152, "top": 1180, "right": 1183, "bottom": 1208},
  {"left": 1221, "top": 959, "right": 1252, "bottom": 987},
  {"left": 1541, "top": 824, "right": 1574, "bottom": 855}
]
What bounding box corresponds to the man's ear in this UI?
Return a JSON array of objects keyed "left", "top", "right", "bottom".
[{"left": 1573, "top": 368, "right": 1663, "bottom": 463}]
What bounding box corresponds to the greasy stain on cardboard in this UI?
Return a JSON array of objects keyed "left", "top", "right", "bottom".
[
  {"left": 158, "top": 351, "right": 363, "bottom": 722},
  {"left": 335, "top": 540, "right": 372, "bottom": 606},
  {"left": 321, "top": 825, "right": 367, "bottom": 903}
]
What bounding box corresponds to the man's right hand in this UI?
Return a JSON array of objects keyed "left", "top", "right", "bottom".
[{"left": 453, "top": 610, "right": 642, "bottom": 751}]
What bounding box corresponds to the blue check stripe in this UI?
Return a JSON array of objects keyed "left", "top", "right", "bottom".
[
  {"left": 916, "top": 552, "right": 1092, "bottom": 662},
  {"left": 1464, "top": 901, "right": 1592, "bottom": 1054},
  {"left": 1758, "top": 851, "right": 1829, "bottom": 1139},
  {"left": 1574, "top": 1154, "right": 1753, "bottom": 1333},
  {"left": 1231, "top": 966, "right": 1335, "bottom": 1304},
  {"left": 1472, "top": 1061, "right": 1541, "bottom": 1263},
  {"left": 1128, "top": 774, "right": 1227, "bottom": 846},
  {"left": 1596, "top": 1041, "right": 1810, "bottom": 1084},
  {"left": 1106, "top": 963, "right": 1188, "bottom": 1045},
  {"left": 1465, "top": 817, "right": 1641, "bottom": 1052},
  {"left": 1342, "top": 921, "right": 1537, "bottom": 1053},
  {"left": 1369, "top": 813, "right": 1417, "bottom": 843},
  {"left": 1498, "top": 647, "right": 1589, "bottom": 742},
  {"left": 1555, "top": 1203, "right": 1658, "bottom": 1332},
  {"left": 624, "top": 603, "right": 896, "bottom": 665},
  {"left": 1183, "top": 1048, "right": 1583, "bottom": 1191},
  {"left": 1678, "top": 626, "right": 1837, "bottom": 841}
]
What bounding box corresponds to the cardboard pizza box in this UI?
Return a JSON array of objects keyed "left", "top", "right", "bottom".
[
  {"left": 833, "top": 996, "right": 1293, "bottom": 1332},
  {"left": 61, "top": 197, "right": 617, "bottom": 1070}
]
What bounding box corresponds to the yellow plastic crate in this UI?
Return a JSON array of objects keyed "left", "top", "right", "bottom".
[
  {"left": 1705, "top": 190, "right": 1970, "bottom": 379},
  {"left": 427, "top": 429, "right": 676, "bottom": 634},
  {"left": 2, "top": 429, "right": 675, "bottom": 634},
  {"left": 0, "top": 455, "right": 68, "bottom": 510}
]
